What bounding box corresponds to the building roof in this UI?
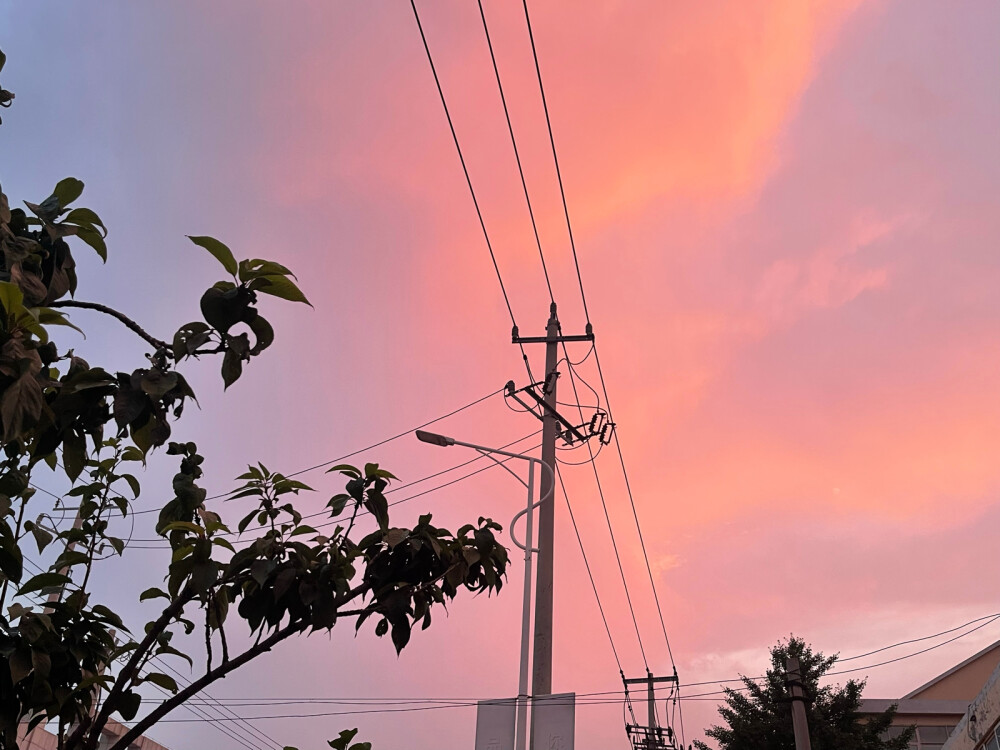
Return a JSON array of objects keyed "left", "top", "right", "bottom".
[{"left": 904, "top": 640, "right": 1000, "bottom": 702}]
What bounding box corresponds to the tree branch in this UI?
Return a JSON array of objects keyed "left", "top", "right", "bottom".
[
  {"left": 71, "top": 589, "right": 194, "bottom": 750},
  {"left": 105, "top": 581, "right": 372, "bottom": 750},
  {"left": 106, "top": 618, "right": 307, "bottom": 750},
  {"left": 47, "top": 300, "right": 170, "bottom": 351}
]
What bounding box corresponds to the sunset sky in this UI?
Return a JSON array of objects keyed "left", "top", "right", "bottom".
[{"left": 3, "top": 1, "right": 1000, "bottom": 748}]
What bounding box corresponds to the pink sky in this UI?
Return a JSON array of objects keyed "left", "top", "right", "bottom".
[{"left": 3, "top": 1, "right": 1000, "bottom": 748}]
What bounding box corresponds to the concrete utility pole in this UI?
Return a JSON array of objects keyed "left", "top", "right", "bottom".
[
  {"left": 785, "top": 657, "right": 812, "bottom": 750},
  {"left": 532, "top": 304, "right": 560, "bottom": 699},
  {"left": 509, "top": 301, "right": 594, "bottom": 748}
]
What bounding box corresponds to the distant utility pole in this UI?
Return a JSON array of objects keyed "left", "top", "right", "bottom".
[
  {"left": 785, "top": 657, "right": 812, "bottom": 750},
  {"left": 508, "top": 302, "right": 593, "bottom": 741},
  {"left": 623, "top": 671, "right": 680, "bottom": 749}
]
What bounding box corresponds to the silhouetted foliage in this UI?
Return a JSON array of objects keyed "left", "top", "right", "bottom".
[
  {"left": 0, "top": 49, "right": 508, "bottom": 750},
  {"left": 694, "top": 637, "right": 913, "bottom": 750}
]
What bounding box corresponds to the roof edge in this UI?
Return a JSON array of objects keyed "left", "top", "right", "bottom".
[
  {"left": 902, "top": 640, "right": 1000, "bottom": 700},
  {"left": 860, "top": 698, "right": 971, "bottom": 715}
]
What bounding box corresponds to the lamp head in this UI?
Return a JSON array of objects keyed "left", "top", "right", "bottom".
[{"left": 415, "top": 430, "right": 455, "bottom": 447}]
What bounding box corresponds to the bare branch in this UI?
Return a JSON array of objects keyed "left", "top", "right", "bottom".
[{"left": 47, "top": 300, "right": 170, "bottom": 351}]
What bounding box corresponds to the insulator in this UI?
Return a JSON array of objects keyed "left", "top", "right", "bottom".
[
  {"left": 600, "top": 421, "right": 616, "bottom": 445},
  {"left": 589, "top": 411, "right": 606, "bottom": 435},
  {"left": 543, "top": 369, "right": 559, "bottom": 394}
]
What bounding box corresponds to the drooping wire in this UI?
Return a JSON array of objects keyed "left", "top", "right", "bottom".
[
  {"left": 476, "top": 0, "right": 555, "bottom": 305},
  {"left": 409, "top": 0, "right": 539, "bottom": 392},
  {"left": 149, "top": 654, "right": 282, "bottom": 750},
  {"left": 837, "top": 612, "right": 1000, "bottom": 662},
  {"left": 558, "top": 343, "right": 649, "bottom": 671},
  {"left": 126, "top": 430, "right": 541, "bottom": 549},
  {"left": 556, "top": 463, "right": 622, "bottom": 671},
  {"left": 98, "top": 386, "right": 506, "bottom": 516},
  {"left": 592, "top": 345, "right": 676, "bottom": 668},
  {"left": 520, "top": 0, "right": 590, "bottom": 327}
]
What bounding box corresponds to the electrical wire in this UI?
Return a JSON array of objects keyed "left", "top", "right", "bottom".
[
  {"left": 556, "top": 463, "right": 623, "bottom": 671},
  {"left": 149, "top": 655, "right": 281, "bottom": 750},
  {"left": 520, "top": 0, "right": 590, "bottom": 327},
  {"left": 838, "top": 613, "right": 1000, "bottom": 662},
  {"left": 476, "top": 0, "right": 554, "bottom": 306},
  {"left": 558, "top": 342, "right": 650, "bottom": 671},
  {"left": 97, "top": 386, "right": 508, "bottom": 518},
  {"left": 124, "top": 431, "right": 542, "bottom": 546},
  {"left": 409, "top": 0, "right": 525, "bottom": 341},
  {"left": 594, "top": 344, "right": 677, "bottom": 667}
]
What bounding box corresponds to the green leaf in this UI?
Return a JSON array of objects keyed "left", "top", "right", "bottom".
[
  {"left": 328, "top": 494, "right": 349, "bottom": 517},
  {"left": 76, "top": 226, "right": 108, "bottom": 262},
  {"left": 52, "top": 178, "right": 84, "bottom": 208},
  {"left": 28, "top": 522, "right": 53, "bottom": 554},
  {"left": 0, "top": 50, "right": 6, "bottom": 74},
  {"left": 250, "top": 274, "right": 312, "bottom": 306},
  {"left": 238, "top": 258, "right": 297, "bottom": 282},
  {"left": 248, "top": 315, "right": 274, "bottom": 355},
  {"left": 0, "top": 280, "right": 25, "bottom": 317},
  {"left": 326, "top": 464, "right": 361, "bottom": 478},
  {"left": 329, "top": 729, "right": 361, "bottom": 750},
  {"left": 162, "top": 521, "right": 205, "bottom": 536},
  {"left": 142, "top": 672, "right": 178, "bottom": 692},
  {"left": 188, "top": 235, "right": 238, "bottom": 276},
  {"left": 139, "top": 587, "right": 169, "bottom": 602},
  {"left": 16, "top": 572, "right": 71, "bottom": 597},
  {"left": 121, "top": 473, "right": 141, "bottom": 499},
  {"left": 212, "top": 537, "right": 236, "bottom": 552},
  {"left": 221, "top": 347, "right": 243, "bottom": 389},
  {"left": 35, "top": 307, "right": 85, "bottom": 336},
  {"left": 62, "top": 430, "right": 87, "bottom": 483},
  {"left": 64, "top": 207, "right": 107, "bottom": 236}
]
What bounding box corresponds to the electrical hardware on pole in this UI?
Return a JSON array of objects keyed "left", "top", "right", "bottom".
[{"left": 622, "top": 671, "right": 682, "bottom": 750}]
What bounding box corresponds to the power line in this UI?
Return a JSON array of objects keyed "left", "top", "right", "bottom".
[
  {"left": 559, "top": 351, "right": 650, "bottom": 671},
  {"left": 556, "top": 463, "right": 623, "bottom": 671},
  {"left": 124, "top": 431, "right": 542, "bottom": 547},
  {"left": 590, "top": 346, "right": 678, "bottom": 669},
  {"left": 826, "top": 615, "right": 1000, "bottom": 678},
  {"left": 409, "top": 0, "right": 518, "bottom": 330},
  {"left": 520, "top": 0, "right": 590, "bottom": 327},
  {"left": 476, "top": 0, "right": 554, "bottom": 306},
  {"left": 91, "top": 386, "right": 506, "bottom": 518},
  {"left": 838, "top": 612, "right": 1000, "bottom": 662},
  {"left": 149, "top": 655, "right": 281, "bottom": 750}
]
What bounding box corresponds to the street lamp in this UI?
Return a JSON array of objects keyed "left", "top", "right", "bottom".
[{"left": 415, "top": 429, "right": 553, "bottom": 750}]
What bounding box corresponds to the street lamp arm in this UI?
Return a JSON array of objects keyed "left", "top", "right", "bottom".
[{"left": 474, "top": 448, "right": 528, "bottom": 488}]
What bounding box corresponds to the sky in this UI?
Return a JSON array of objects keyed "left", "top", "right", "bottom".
[{"left": 2, "top": 1, "right": 1000, "bottom": 748}]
